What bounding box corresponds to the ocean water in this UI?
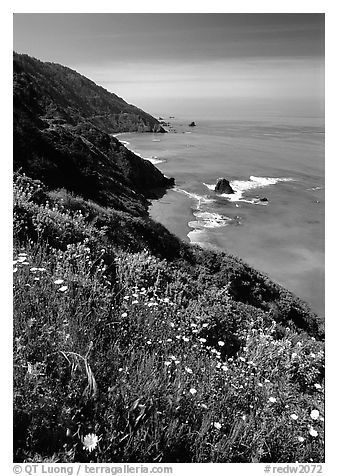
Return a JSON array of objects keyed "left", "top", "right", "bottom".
[{"left": 116, "top": 117, "right": 324, "bottom": 316}]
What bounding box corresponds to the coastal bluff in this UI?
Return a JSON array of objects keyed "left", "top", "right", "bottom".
[{"left": 13, "top": 52, "right": 174, "bottom": 214}]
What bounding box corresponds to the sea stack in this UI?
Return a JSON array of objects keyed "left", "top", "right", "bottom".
[
  {"left": 215, "top": 177, "right": 235, "bottom": 194},
  {"left": 189, "top": 121, "right": 196, "bottom": 127}
]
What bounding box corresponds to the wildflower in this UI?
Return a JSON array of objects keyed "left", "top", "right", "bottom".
[
  {"left": 242, "top": 415, "right": 247, "bottom": 421},
  {"left": 290, "top": 414, "right": 298, "bottom": 420},
  {"left": 37, "top": 268, "right": 46, "bottom": 272},
  {"left": 170, "top": 323, "right": 175, "bottom": 328},
  {"left": 189, "top": 388, "right": 197, "bottom": 395},
  {"left": 182, "top": 337, "right": 189, "bottom": 342},
  {"left": 30, "top": 267, "right": 39, "bottom": 272},
  {"left": 221, "top": 366, "right": 228, "bottom": 371},
  {"left": 218, "top": 341, "right": 225, "bottom": 347},
  {"left": 202, "top": 323, "right": 208, "bottom": 328},
  {"left": 58, "top": 286, "right": 68, "bottom": 292},
  {"left": 257, "top": 383, "right": 263, "bottom": 387},
  {"left": 268, "top": 397, "right": 277, "bottom": 403},
  {"left": 164, "top": 361, "right": 171, "bottom": 367},
  {"left": 298, "top": 436, "right": 305, "bottom": 443},
  {"left": 291, "top": 353, "right": 297, "bottom": 359},
  {"left": 121, "top": 312, "right": 128, "bottom": 318},
  {"left": 199, "top": 338, "right": 206, "bottom": 343},
  {"left": 314, "top": 383, "right": 322, "bottom": 390},
  {"left": 213, "top": 422, "right": 222, "bottom": 430},
  {"left": 132, "top": 300, "right": 139, "bottom": 304},
  {"left": 146, "top": 341, "right": 152, "bottom": 345},
  {"left": 54, "top": 279, "right": 64, "bottom": 285},
  {"left": 13, "top": 268, "right": 18, "bottom": 273},
  {"left": 185, "top": 367, "right": 193, "bottom": 374},
  {"left": 167, "top": 338, "right": 173, "bottom": 342},
  {"left": 309, "top": 427, "right": 318, "bottom": 437},
  {"left": 82, "top": 433, "right": 100, "bottom": 452},
  {"left": 201, "top": 403, "right": 208, "bottom": 409},
  {"left": 310, "top": 409, "right": 319, "bottom": 420}
]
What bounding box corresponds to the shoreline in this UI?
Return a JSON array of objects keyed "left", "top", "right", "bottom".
[{"left": 113, "top": 133, "right": 165, "bottom": 165}]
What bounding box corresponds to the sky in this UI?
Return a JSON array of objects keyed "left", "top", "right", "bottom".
[{"left": 13, "top": 13, "right": 325, "bottom": 119}]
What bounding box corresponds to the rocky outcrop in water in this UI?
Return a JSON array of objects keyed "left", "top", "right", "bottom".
[{"left": 215, "top": 178, "right": 235, "bottom": 194}]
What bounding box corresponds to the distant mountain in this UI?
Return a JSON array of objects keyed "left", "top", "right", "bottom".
[{"left": 13, "top": 52, "right": 173, "bottom": 214}]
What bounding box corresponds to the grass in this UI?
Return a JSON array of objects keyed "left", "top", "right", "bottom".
[{"left": 13, "top": 173, "right": 324, "bottom": 463}]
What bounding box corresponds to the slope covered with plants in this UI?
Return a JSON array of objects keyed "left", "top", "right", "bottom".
[
  {"left": 13, "top": 53, "right": 324, "bottom": 463},
  {"left": 14, "top": 53, "right": 172, "bottom": 212},
  {"left": 13, "top": 174, "right": 324, "bottom": 463}
]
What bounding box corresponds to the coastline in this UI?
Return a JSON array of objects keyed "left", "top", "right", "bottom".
[{"left": 116, "top": 125, "right": 324, "bottom": 316}]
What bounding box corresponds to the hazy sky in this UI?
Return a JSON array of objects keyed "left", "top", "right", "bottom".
[{"left": 13, "top": 13, "right": 324, "bottom": 119}]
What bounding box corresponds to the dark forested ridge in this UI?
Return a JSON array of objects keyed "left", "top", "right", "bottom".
[
  {"left": 13, "top": 52, "right": 165, "bottom": 134},
  {"left": 13, "top": 52, "right": 172, "bottom": 212}
]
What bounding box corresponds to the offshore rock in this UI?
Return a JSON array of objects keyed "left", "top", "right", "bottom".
[{"left": 215, "top": 178, "right": 235, "bottom": 194}]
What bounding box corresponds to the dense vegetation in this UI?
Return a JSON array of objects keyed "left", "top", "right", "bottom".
[
  {"left": 14, "top": 53, "right": 172, "bottom": 212},
  {"left": 14, "top": 173, "right": 324, "bottom": 463},
  {"left": 14, "top": 52, "right": 165, "bottom": 134},
  {"left": 13, "top": 53, "right": 324, "bottom": 463}
]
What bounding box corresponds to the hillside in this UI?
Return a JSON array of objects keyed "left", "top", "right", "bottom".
[
  {"left": 13, "top": 53, "right": 165, "bottom": 134},
  {"left": 13, "top": 52, "right": 172, "bottom": 213},
  {"left": 13, "top": 54, "right": 324, "bottom": 464}
]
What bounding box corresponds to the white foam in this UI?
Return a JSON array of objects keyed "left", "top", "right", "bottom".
[
  {"left": 204, "top": 176, "right": 293, "bottom": 203},
  {"left": 119, "top": 140, "right": 130, "bottom": 146},
  {"left": 152, "top": 139, "right": 161, "bottom": 142},
  {"left": 144, "top": 156, "right": 164, "bottom": 165},
  {"left": 203, "top": 183, "right": 216, "bottom": 191},
  {"left": 174, "top": 188, "right": 216, "bottom": 206},
  {"left": 187, "top": 229, "right": 210, "bottom": 245},
  {"left": 127, "top": 147, "right": 164, "bottom": 165},
  {"left": 189, "top": 211, "right": 231, "bottom": 229}
]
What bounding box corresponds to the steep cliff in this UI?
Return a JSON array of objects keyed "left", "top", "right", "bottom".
[{"left": 13, "top": 52, "right": 172, "bottom": 214}]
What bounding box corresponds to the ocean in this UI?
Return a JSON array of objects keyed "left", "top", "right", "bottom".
[{"left": 116, "top": 116, "right": 324, "bottom": 316}]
